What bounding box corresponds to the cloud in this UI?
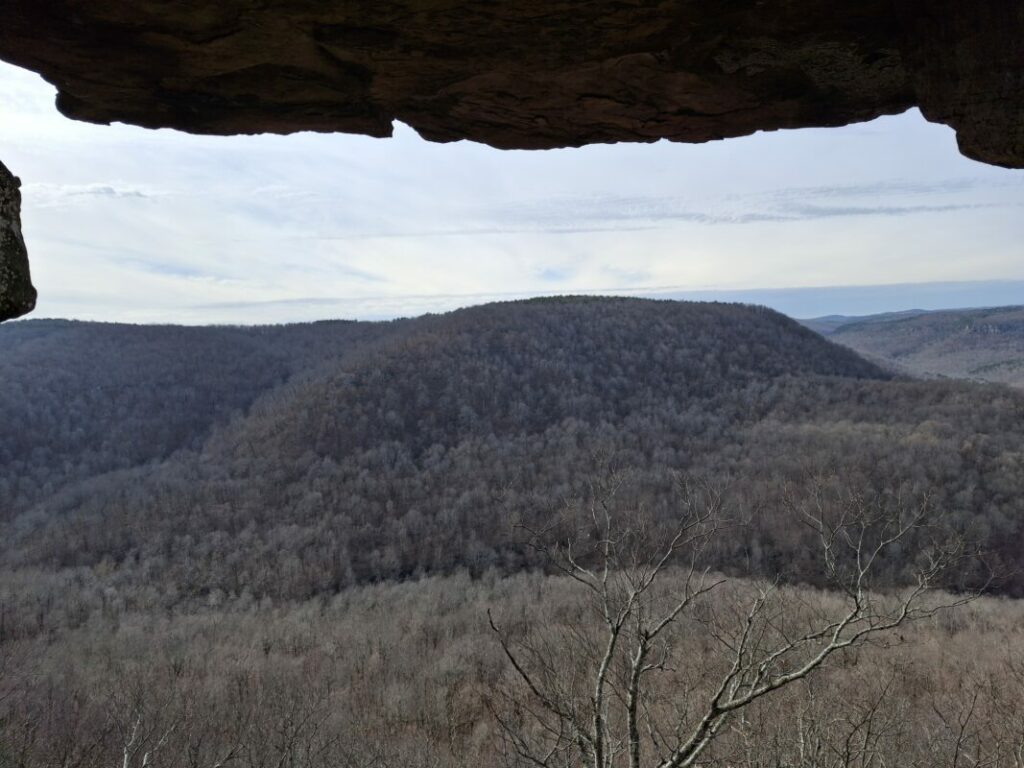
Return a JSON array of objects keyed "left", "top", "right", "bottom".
[
  {"left": 115, "top": 257, "right": 211, "bottom": 279},
  {"left": 757, "top": 177, "right": 997, "bottom": 201},
  {"left": 302, "top": 224, "right": 658, "bottom": 240},
  {"left": 780, "top": 202, "right": 999, "bottom": 219},
  {"left": 23, "top": 182, "right": 162, "bottom": 208},
  {"left": 249, "top": 178, "right": 1003, "bottom": 244},
  {"left": 485, "top": 185, "right": 1008, "bottom": 232}
]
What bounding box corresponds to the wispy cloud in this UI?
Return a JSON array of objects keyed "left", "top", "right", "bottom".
[
  {"left": 24, "top": 182, "right": 163, "bottom": 208},
  {"left": 490, "top": 183, "right": 1012, "bottom": 232},
  {"left": 757, "top": 177, "right": 1002, "bottom": 200},
  {"left": 115, "top": 258, "right": 211, "bottom": 279},
  {"left": 223, "top": 178, "right": 1010, "bottom": 243},
  {"left": 781, "top": 202, "right": 999, "bottom": 219}
]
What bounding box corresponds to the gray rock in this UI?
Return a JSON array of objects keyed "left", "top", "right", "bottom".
[{"left": 0, "top": 160, "right": 36, "bottom": 322}]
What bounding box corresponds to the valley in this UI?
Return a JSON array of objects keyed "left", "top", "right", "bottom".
[{"left": 803, "top": 305, "right": 1024, "bottom": 389}]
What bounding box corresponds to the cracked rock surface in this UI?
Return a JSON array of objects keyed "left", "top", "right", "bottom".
[
  {"left": 0, "top": 161, "right": 35, "bottom": 322},
  {"left": 0, "top": 0, "right": 1021, "bottom": 166}
]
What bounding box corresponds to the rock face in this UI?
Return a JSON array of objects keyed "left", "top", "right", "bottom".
[
  {"left": 0, "top": 161, "right": 35, "bottom": 322},
  {"left": 0, "top": 0, "right": 1021, "bottom": 166}
]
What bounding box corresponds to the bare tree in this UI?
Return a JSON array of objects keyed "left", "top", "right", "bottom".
[{"left": 488, "top": 472, "right": 985, "bottom": 768}]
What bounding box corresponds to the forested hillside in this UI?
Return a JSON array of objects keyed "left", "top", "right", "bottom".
[
  {"left": 0, "top": 317, "right": 403, "bottom": 513},
  {"left": 804, "top": 305, "right": 1024, "bottom": 388},
  {"left": 2, "top": 297, "right": 1023, "bottom": 609}
]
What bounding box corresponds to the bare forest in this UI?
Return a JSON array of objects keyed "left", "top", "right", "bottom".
[{"left": 2, "top": 298, "right": 1023, "bottom": 766}]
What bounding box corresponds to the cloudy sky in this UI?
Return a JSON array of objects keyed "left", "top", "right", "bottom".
[{"left": 1, "top": 60, "right": 1022, "bottom": 324}]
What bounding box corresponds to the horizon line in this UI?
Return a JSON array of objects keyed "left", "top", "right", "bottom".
[{"left": 10, "top": 278, "right": 1024, "bottom": 328}]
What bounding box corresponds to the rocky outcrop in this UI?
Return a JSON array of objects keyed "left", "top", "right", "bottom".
[
  {"left": 0, "top": 0, "right": 1021, "bottom": 166},
  {"left": 0, "top": 161, "right": 35, "bottom": 322},
  {"left": 897, "top": 1, "right": 1024, "bottom": 168}
]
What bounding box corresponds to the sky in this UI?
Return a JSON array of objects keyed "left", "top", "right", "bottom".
[{"left": 0, "top": 60, "right": 1022, "bottom": 324}]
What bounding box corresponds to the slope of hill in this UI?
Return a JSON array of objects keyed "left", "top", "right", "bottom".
[
  {"left": 803, "top": 306, "right": 1024, "bottom": 388},
  {"left": 2, "top": 297, "right": 1023, "bottom": 604},
  {"left": 0, "top": 318, "right": 404, "bottom": 515}
]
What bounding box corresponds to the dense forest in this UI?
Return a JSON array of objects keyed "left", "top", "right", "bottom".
[
  {"left": 1, "top": 297, "right": 1022, "bottom": 610},
  {"left": 3, "top": 297, "right": 1024, "bottom": 767},
  {"left": 0, "top": 317, "right": 400, "bottom": 513}
]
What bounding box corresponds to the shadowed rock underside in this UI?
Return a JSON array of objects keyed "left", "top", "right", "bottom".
[{"left": 0, "top": 0, "right": 1021, "bottom": 165}]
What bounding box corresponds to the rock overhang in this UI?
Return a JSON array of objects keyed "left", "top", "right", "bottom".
[{"left": 1, "top": 0, "right": 1021, "bottom": 163}]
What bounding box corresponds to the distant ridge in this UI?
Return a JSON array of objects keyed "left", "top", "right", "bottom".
[
  {"left": 801, "top": 305, "right": 1024, "bottom": 388},
  {"left": 800, "top": 309, "right": 932, "bottom": 336}
]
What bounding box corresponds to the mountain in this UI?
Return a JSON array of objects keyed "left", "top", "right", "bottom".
[
  {"left": 2, "top": 297, "right": 1023, "bottom": 605},
  {"left": 802, "top": 305, "right": 1024, "bottom": 388}
]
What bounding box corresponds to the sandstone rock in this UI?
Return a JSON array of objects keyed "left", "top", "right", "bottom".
[
  {"left": 0, "top": 0, "right": 1021, "bottom": 166},
  {"left": 0, "top": 161, "right": 36, "bottom": 322}
]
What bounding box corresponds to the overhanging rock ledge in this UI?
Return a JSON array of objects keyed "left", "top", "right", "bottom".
[{"left": 0, "top": 0, "right": 1021, "bottom": 166}]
